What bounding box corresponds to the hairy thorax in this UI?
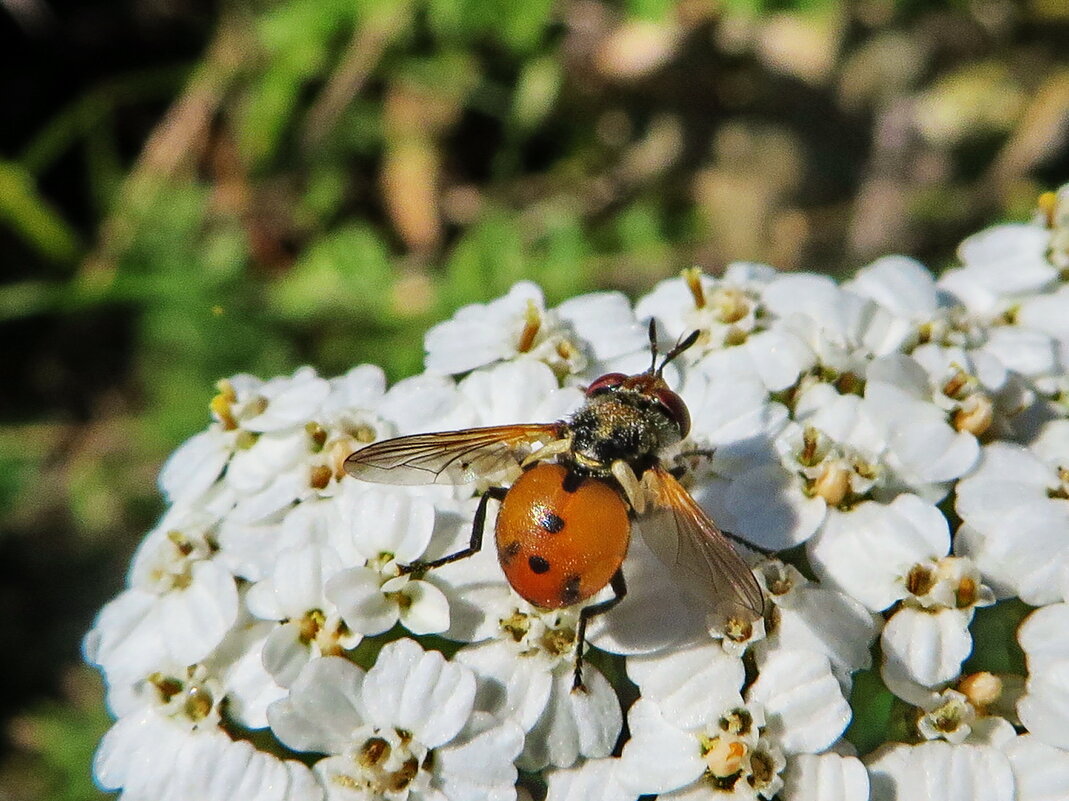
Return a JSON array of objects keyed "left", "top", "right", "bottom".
[{"left": 567, "top": 392, "right": 681, "bottom": 476}]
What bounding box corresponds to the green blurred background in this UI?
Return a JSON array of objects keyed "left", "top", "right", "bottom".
[{"left": 1, "top": 1, "right": 1067, "bottom": 797}]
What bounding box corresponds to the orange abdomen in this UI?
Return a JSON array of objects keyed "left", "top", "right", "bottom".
[{"left": 494, "top": 463, "right": 630, "bottom": 609}]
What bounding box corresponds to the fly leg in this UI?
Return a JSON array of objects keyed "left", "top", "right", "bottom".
[
  {"left": 572, "top": 569, "right": 627, "bottom": 692},
  {"left": 398, "top": 486, "right": 508, "bottom": 576}
]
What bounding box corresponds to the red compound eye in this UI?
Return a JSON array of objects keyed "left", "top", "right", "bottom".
[
  {"left": 655, "top": 388, "right": 691, "bottom": 438},
  {"left": 585, "top": 372, "right": 627, "bottom": 396}
]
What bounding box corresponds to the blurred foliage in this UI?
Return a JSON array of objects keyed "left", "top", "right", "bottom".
[{"left": 0, "top": 0, "right": 1067, "bottom": 798}]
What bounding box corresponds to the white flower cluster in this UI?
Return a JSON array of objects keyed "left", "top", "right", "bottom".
[{"left": 85, "top": 186, "right": 1069, "bottom": 801}]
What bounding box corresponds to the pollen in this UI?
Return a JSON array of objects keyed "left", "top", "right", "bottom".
[
  {"left": 712, "top": 286, "right": 749, "bottom": 324},
  {"left": 724, "top": 616, "right": 754, "bottom": 643},
  {"left": 942, "top": 368, "right": 971, "bottom": 400},
  {"left": 958, "top": 671, "right": 1002, "bottom": 710},
  {"left": 210, "top": 380, "right": 238, "bottom": 429},
  {"left": 149, "top": 673, "right": 184, "bottom": 703},
  {"left": 310, "top": 464, "right": 333, "bottom": 490},
  {"left": 812, "top": 462, "right": 850, "bottom": 506},
  {"left": 358, "top": 737, "right": 391, "bottom": 768},
  {"left": 298, "top": 609, "right": 326, "bottom": 644},
  {"left": 540, "top": 625, "right": 576, "bottom": 657},
  {"left": 747, "top": 749, "right": 775, "bottom": 786},
  {"left": 183, "top": 685, "right": 214, "bottom": 721},
  {"left": 799, "top": 426, "right": 823, "bottom": 466},
  {"left": 906, "top": 564, "right": 935, "bottom": 596},
  {"left": 953, "top": 393, "right": 993, "bottom": 436},
  {"left": 500, "top": 611, "right": 531, "bottom": 642},
  {"left": 955, "top": 576, "right": 979, "bottom": 608},
  {"left": 702, "top": 735, "right": 747, "bottom": 778},
  {"left": 683, "top": 266, "right": 707, "bottom": 309},
  {"left": 517, "top": 300, "right": 542, "bottom": 353}
]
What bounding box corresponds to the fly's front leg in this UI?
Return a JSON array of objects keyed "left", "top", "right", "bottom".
[
  {"left": 572, "top": 569, "right": 627, "bottom": 692},
  {"left": 398, "top": 486, "right": 508, "bottom": 576}
]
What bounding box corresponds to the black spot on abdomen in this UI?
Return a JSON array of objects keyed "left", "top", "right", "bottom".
[
  {"left": 500, "top": 540, "right": 521, "bottom": 565},
  {"left": 538, "top": 510, "right": 565, "bottom": 533},
  {"left": 529, "top": 555, "right": 550, "bottom": 574},
  {"left": 561, "top": 574, "right": 582, "bottom": 604},
  {"left": 561, "top": 471, "right": 584, "bottom": 493}
]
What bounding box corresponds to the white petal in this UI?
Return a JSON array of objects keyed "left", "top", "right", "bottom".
[
  {"left": 748, "top": 650, "right": 851, "bottom": 754},
  {"left": 865, "top": 353, "right": 931, "bottom": 401},
  {"left": 1018, "top": 603, "right": 1069, "bottom": 672},
  {"left": 243, "top": 370, "right": 330, "bottom": 432},
  {"left": 521, "top": 666, "right": 622, "bottom": 770},
  {"left": 544, "top": 757, "right": 635, "bottom": 801},
  {"left": 726, "top": 464, "right": 826, "bottom": 550},
  {"left": 324, "top": 567, "right": 398, "bottom": 636},
  {"left": 881, "top": 607, "right": 973, "bottom": 687},
  {"left": 956, "top": 443, "right": 1051, "bottom": 527},
  {"left": 682, "top": 372, "right": 787, "bottom": 469},
  {"left": 399, "top": 580, "right": 451, "bottom": 635},
  {"left": 1002, "top": 734, "right": 1069, "bottom": 801},
  {"left": 249, "top": 545, "right": 342, "bottom": 620},
  {"left": 93, "top": 710, "right": 184, "bottom": 792},
  {"left": 434, "top": 716, "right": 524, "bottom": 801},
  {"left": 846, "top": 255, "right": 939, "bottom": 317},
  {"left": 85, "top": 590, "right": 172, "bottom": 683},
  {"left": 885, "top": 417, "right": 980, "bottom": 486},
  {"left": 955, "top": 510, "right": 1069, "bottom": 607},
  {"left": 261, "top": 622, "right": 313, "bottom": 688},
  {"left": 762, "top": 273, "right": 848, "bottom": 328},
  {"left": 268, "top": 656, "right": 366, "bottom": 754},
  {"left": 866, "top": 741, "right": 1015, "bottom": 801},
  {"left": 1033, "top": 420, "right": 1069, "bottom": 467},
  {"left": 362, "top": 639, "right": 476, "bottom": 749},
  {"left": 456, "top": 640, "right": 553, "bottom": 730},
  {"left": 325, "top": 363, "right": 386, "bottom": 410},
  {"left": 222, "top": 626, "right": 288, "bottom": 728},
  {"left": 955, "top": 223, "right": 1055, "bottom": 294},
  {"left": 348, "top": 490, "right": 436, "bottom": 563},
  {"left": 808, "top": 496, "right": 949, "bottom": 612},
  {"left": 557, "top": 291, "right": 646, "bottom": 360},
  {"left": 782, "top": 753, "right": 869, "bottom": 801},
  {"left": 763, "top": 586, "right": 878, "bottom": 678},
  {"left": 799, "top": 390, "right": 884, "bottom": 458},
  {"left": 626, "top": 643, "right": 746, "bottom": 731},
  {"left": 984, "top": 326, "right": 1056, "bottom": 378},
  {"left": 87, "top": 564, "right": 240, "bottom": 684},
  {"left": 741, "top": 327, "right": 816, "bottom": 391},
  {"left": 158, "top": 560, "right": 240, "bottom": 664},
  {"left": 373, "top": 376, "right": 468, "bottom": 439},
  {"left": 1018, "top": 661, "right": 1069, "bottom": 750},
  {"left": 185, "top": 733, "right": 321, "bottom": 801},
  {"left": 1018, "top": 285, "right": 1069, "bottom": 341},
  {"left": 226, "top": 433, "right": 307, "bottom": 494},
  {"left": 617, "top": 699, "right": 705, "bottom": 796},
  {"left": 159, "top": 430, "right": 230, "bottom": 504}
]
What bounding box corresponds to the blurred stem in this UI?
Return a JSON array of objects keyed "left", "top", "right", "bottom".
[
  {"left": 300, "top": 0, "right": 413, "bottom": 151},
  {"left": 0, "top": 162, "right": 81, "bottom": 263},
  {"left": 78, "top": 13, "right": 254, "bottom": 289}
]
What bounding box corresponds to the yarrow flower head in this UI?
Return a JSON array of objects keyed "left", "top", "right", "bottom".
[{"left": 86, "top": 184, "right": 1069, "bottom": 800}]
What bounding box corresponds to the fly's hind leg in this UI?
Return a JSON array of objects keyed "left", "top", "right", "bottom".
[
  {"left": 398, "top": 486, "right": 508, "bottom": 576},
  {"left": 572, "top": 569, "right": 627, "bottom": 692}
]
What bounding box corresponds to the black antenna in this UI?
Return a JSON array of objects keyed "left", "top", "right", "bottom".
[
  {"left": 657, "top": 329, "right": 700, "bottom": 375},
  {"left": 647, "top": 319, "right": 659, "bottom": 373}
]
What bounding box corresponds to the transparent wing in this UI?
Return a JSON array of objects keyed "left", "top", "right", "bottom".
[
  {"left": 638, "top": 465, "right": 765, "bottom": 623},
  {"left": 344, "top": 423, "right": 564, "bottom": 485}
]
